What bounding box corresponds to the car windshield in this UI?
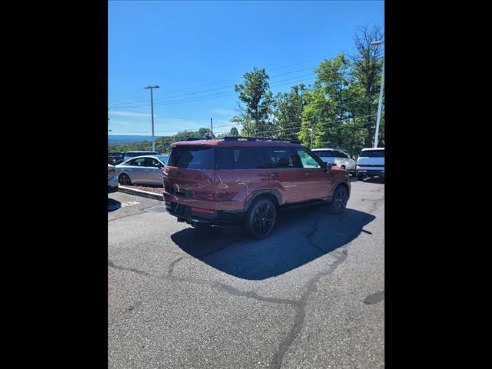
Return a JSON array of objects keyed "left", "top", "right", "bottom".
[
  {"left": 360, "top": 150, "right": 384, "bottom": 158},
  {"left": 156, "top": 154, "right": 169, "bottom": 164}
]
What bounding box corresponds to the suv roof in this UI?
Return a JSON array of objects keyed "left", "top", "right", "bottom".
[
  {"left": 361, "top": 148, "right": 384, "bottom": 151},
  {"left": 172, "top": 137, "right": 302, "bottom": 148}
]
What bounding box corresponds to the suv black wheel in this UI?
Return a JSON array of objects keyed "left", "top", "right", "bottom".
[
  {"left": 329, "top": 185, "right": 349, "bottom": 214},
  {"left": 119, "top": 173, "right": 131, "bottom": 186},
  {"left": 245, "top": 198, "right": 277, "bottom": 239}
]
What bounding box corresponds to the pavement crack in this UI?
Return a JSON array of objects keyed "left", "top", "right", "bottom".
[
  {"left": 269, "top": 248, "right": 348, "bottom": 369},
  {"left": 167, "top": 256, "right": 185, "bottom": 276},
  {"left": 108, "top": 260, "right": 152, "bottom": 277},
  {"left": 108, "top": 211, "right": 147, "bottom": 222},
  {"left": 360, "top": 197, "right": 384, "bottom": 214},
  {"left": 110, "top": 259, "right": 298, "bottom": 308},
  {"left": 209, "top": 281, "right": 298, "bottom": 306},
  {"left": 305, "top": 217, "right": 325, "bottom": 254}
]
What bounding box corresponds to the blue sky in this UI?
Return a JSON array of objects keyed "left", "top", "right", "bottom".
[{"left": 108, "top": 0, "right": 384, "bottom": 136}]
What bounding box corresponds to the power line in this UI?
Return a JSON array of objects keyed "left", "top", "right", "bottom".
[{"left": 109, "top": 62, "right": 323, "bottom": 108}]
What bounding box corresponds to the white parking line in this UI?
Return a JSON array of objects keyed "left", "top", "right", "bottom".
[
  {"left": 120, "top": 201, "right": 140, "bottom": 208},
  {"left": 108, "top": 201, "right": 141, "bottom": 212}
]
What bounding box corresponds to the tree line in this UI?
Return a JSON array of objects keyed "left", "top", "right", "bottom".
[{"left": 109, "top": 26, "right": 383, "bottom": 158}]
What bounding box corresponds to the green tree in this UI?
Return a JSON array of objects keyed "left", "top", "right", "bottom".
[
  {"left": 233, "top": 67, "right": 274, "bottom": 137},
  {"left": 273, "top": 84, "right": 307, "bottom": 139},
  {"left": 228, "top": 127, "right": 239, "bottom": 136},
  {"left": 299, "top": 54, "right": 355, "bottom": 149},
  {"left": 351, "top": 25, "right": 384, "bottom": 148}
]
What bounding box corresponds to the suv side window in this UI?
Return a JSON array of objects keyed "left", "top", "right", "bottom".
[
  {"left": 216, "top": 147, "right": 273, "bottom": 169},
  {"left": 269, "top": 148, "right": 302, "bottom": 168},
  {"left": 316, "top": 150, "right": 333, "bottom": 157},
  {"left": 333, "top": 150, "right": 348, "bottom": 158},
  {"left": 296, "top": 149, "right": 323, "bottom": 168}
]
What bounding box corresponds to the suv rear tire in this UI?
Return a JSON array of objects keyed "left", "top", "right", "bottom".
[
  {"left": 245, "top": 197, "right": 277, "bottom": 239},
  {"left": 329, "top": 185, "right": 349, "bottom": 214}
]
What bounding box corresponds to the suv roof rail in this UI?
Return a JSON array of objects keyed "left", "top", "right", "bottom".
[
  {"left": 185, "top": 135, "right": 215, "bottom": 141},
  {"left": 223, "top": 136, "right": 300, "bottom": 144}
]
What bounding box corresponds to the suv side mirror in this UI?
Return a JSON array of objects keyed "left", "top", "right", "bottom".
[{"left": 321, "top": 161, "right": 328, "bottom": 169}]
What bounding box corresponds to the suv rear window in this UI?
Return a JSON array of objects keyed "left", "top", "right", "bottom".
[
  {"left": 168, "top": 146, "right": 213, "bottom": 169},
  {"left": 360, "top": 150, "right": 384, "bottom": 158},
  {"left": 312, "top": 150, "right": 334, "bottom": 157}
]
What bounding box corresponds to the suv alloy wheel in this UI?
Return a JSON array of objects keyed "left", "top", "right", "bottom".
[
  {"left": 329, "top": 185, "right": 349, "bottom": 214},
  {"left": 245, "top": 197, "right": 277, "bottom": 239}
]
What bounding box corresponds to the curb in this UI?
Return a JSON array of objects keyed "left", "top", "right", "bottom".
[{"left": 118, "top": 186, "right": 163, "bottom": 201}]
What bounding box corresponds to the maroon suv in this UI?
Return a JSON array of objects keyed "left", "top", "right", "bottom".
[{"left": 163, "top": 137, "right": 351, "bottom": 239}]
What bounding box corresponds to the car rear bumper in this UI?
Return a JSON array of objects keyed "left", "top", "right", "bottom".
[{"left": 165, "top": 201, "right": 246, "bottom": 226}]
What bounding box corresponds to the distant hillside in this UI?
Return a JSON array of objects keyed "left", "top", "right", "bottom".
[{"left": 108, "top": 135, "right": 160, "bottom": 144}]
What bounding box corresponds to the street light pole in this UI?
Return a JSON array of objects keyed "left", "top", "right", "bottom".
[
  {"left": 144, "top": 85, "right": 160, "bottom": 151},
  {"left": 371, "top": 40, "right": 384, "bottom": 148},
  {"left": 308, "top": 127, "right": 313, "bottom": 148}
]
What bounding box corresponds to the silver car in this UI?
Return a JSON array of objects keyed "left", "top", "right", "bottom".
[
  {"left": 116, "top": 155, "right": 168, "bottom": 186},
  {"left": 108, "top": 164, "right": 118, "bottom": 193},
  {"left": 311, "top": 148, "right": 356, "bottom": 176}
]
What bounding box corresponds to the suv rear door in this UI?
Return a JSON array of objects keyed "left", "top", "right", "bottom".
[{"left": 262, "top": 147, "right": 305, "bottom": 204}]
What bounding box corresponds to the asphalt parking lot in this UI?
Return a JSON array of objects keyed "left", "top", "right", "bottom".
[{"left": 108, "top": 179, "right": 384, "bottom": 369}]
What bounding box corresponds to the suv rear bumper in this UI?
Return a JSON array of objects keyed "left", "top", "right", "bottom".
[
  {"left": 165, "top": 201, "right": 246, "bottom": 226},
  {"left": 357, "top": 169, "right": 385, "bottom": 177}
]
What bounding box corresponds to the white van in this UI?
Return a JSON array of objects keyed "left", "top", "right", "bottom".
[{"left": 356, "top": 148, "right": 384, "bottom": 180}]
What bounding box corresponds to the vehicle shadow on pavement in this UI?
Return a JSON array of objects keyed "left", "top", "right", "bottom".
[
  {"left": 171, "top": 205, "right": 375, "bottom": 280},
  {"left": 107, "top": 198, "right": 121, "bottom": 212}
]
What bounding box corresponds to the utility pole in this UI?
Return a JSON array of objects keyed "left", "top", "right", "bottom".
[
  {"left": 371, "top": 40, "right": 384, "bottom": 148},
  {"left": 309, "top": 127, "right": 313, "bottom": 148},
  {"left": 144, "top": 85, "right": 159, "bottom": 151},
  {"left": 210, "top": 118, "right": 213, "bottom": 138}
]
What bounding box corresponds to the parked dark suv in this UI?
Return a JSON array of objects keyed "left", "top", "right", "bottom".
[{"left": 163, "top": 137, "right": 351, "bottom": 239}]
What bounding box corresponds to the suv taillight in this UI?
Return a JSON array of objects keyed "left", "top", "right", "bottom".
[{"left": 108, "top": 167, "right": 116, "bottom": 175}]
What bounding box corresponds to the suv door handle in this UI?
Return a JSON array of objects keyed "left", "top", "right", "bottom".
[{"left": 270, "top": 173, "right": 279, "bottom": 179}]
